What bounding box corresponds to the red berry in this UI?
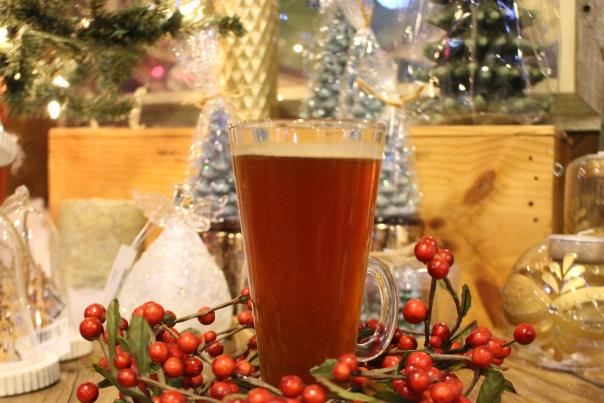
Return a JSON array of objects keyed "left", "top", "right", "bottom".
[
  {"left": 405, "top": 351, "right": 432, "bottom": 370},
  {"left": 471, "top": 346, "right": 493, "bottom": 368},
  {"left": 235, "top": 359, "right": 253, "bottom": 376},
  {"left": 79, "top": 317, "right": 103, "bottom": 341},
  {"left": 177, "top": 332, "right": 200, "bottom": 354},
  {"left": 248, "top": 299, "right": 254, "bottom": 310},
  {"left": 84, "top": 304, "right": 106, "bottom": 323},
  {"left": 212, "top": 354, "right": 235, "bottom": 379},
  {"left": 492, "top": 357, "right": 503, "bottom": 366},
  {"left": 162, "top": 311, "right": 177, "bottom": 327},
  {"left": 119, "top": 317, "right": 129, "bottom": 331},
  {"left": 132, "top": 306, "right": 144, "bottom": 317},
  {"left": 427, "top": 367, "right": 443, "bottom": 381},
  {"left": 279, "top": 375, "right": 304, "bottom": 397},
  {"left": 117, "top": 368, "right": 138, "bottom": 388},
  {"left": 414, "top": 240, "right": 437, "bottom": 263},
  {"left": 197, "top": 307, "right": 215, "bottom": 325},
  {"left": 210, "top": 381, "right": 232, "bottom": 400},
  {"left": 163, "top": 357, "right": 185, "bottom": 378},
  {"left": 241, "top": 287, "right": 251, "bottom": 297},
  {"left": 160, "top": 328, "right": 180, "bottom": 344},
  {"left": 351, "top": 367, "right": 368, "bottom": 387},
  {"left": 499, "top": 344, "right": 512, "bottom": 358},
  {"left": 449, "top": 341, "right": 463, "bottom": 351},
  {"left": 403, "top": 299, "right": 427, "bottom": 324},
  {"left": 76, "top": 382, "right": 99, "bottom": 403},
  {"left": 149, "top": 341, "right": 170, "bottom": 363},
  {"left": 429, "top": 335, "right": 442, "bottom": 348},
  {"left": 442, "top": 373, "right": 463, "bottom": 397},
  {"left": 392, "top": 328, "right": 404, "bottom": 344},
  {"left": 160, "top": 390, "right": 186, "bottom": 403},
  {"left": 248, "top": 335, "right": 258, "bottom": 349},
  {"left": 248, "top": 387, "right": 274, "bottom": 403},
  {"left": 514, "top": 323, "right": 536, "bottom": 345},
  {"left": 301, "top": 385, "right": 326, "bottom": 403},
  {"left": 190, "top": 374, "right": 204, "bottom": 387},
  {"left": 204, "top": 330, "right": 217, "bottom": 343},
  {"left": 98, "top": 356, "right": 109, "bottom": 370},
  {"left": 398, "top": 335, "right": 418, "bottom": 350},
  {"left": 143, "top": 302, "right": 165, "bottom": 326},
  {"left": 238, "top": 310, "right": 254, "bottom": 326},
  {"left": 332, "top": 361, "right": 351, "bottom": 382},
  {"left": 453, "top": 396, "right": 471, "bottom": 403},
  {"left": 431, "top": 323, "right": 451, "bottom": 341},
  {"left": 436, "top": 248, "right": 454, "bottom": 266},
  {"left": 396, "top": 382, "right": 420, "bottom": 401},
  {"left": 485, "top": 339, "right": 503, "bottom": 357},
  {"left": 167, "top": 344, "right": 184, "bottom": 360},
  {"left": 465, "top": 327, "right": 491, "bottom": 347},
  {"left": 407, "top": 369, "right": 430, "bottom": 393},
  {"left": 421, "top": 236, "right": 438, "bottom": 246},
  {"left": 430, "top": 382, "right": 456, "bottom": 403},
  {"left": 206, "top": 341, "right": 224, "bottom": 357},
  {"left": 113, "top": 352, "right": 132, "bottom": 369},
  {"left": 338, "top": 353, "right": 359, "bottom": 372},
  {"left": 382, "top": 355, "right": 401, "bottom": 368},
  {"left": 184, "top": 356, "right": 203, "bottom": 377},
  {"left": 427, "top": 257, "right": 450, "bottom": 279}
]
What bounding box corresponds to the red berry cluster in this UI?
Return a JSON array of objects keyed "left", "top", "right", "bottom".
[{"left": 414, "top": 235, "right": 454, "bottom": 279}]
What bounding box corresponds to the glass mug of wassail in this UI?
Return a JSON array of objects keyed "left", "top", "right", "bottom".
[{"left": 229, "top": 120, "right": 398, "bottom": 385}]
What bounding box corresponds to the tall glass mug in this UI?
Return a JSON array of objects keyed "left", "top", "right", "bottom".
[{"left": 229, "top": 120, "right": 398, "bottom": 385}]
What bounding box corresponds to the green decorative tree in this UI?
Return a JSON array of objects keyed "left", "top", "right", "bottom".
[
  {"left": 0, "top": 0, "right": 243, "bottom": 123},
  {"left": 411, "top": 0, "right": 550, "bottom": 124},
  {"left": 304, "top": 5, "right": 354, "bottom": 119}
]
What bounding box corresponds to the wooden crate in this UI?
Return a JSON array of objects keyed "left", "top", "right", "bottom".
[
  {"left": 49, "top": 125, "right": 560, "bottom": 326},
  {"left": 409, "top": 125, "right": 560, "bottom": 327}
]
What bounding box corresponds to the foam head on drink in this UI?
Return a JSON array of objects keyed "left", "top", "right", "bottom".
[{"left": 232, "top": 136, "right": 382, "bottom": 385}]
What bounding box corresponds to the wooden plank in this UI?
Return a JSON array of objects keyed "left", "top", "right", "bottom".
[
  {"left": 48, "top": 128, "right": 194, "bottom": 219},
  {"left": 410, "top": 125, "right": 558, "bottom": 327},
  {"left": 575, "top": 0, "right": 604, "bottom": 115}
]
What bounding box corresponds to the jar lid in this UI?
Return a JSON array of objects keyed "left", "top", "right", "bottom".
[{"left": 548, "top": 234, "right": 604, "bottom": 264}]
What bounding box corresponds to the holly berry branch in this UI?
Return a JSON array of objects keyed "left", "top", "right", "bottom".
[{"left": 75, "top": 236, "right": 536, "bottom": 403}]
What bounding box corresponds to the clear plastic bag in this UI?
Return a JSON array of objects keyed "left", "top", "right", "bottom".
[{"left": 405, "top": 0, "right": 556, "bottom": 125}]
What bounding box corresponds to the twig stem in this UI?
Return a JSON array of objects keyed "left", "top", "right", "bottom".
[
  {"left": 424, "top": 278, "right": 437, "bottom": 347},
  {"left": 444, "top": 278, "right": 463, "bottom": 337},
  {"left": 139, "top": 376, "right": 220, "bottom": 402},
  {"left": 463, "top": 369, "right": 481, "bottom": 396},
  {"left": 175, "top": 296, "right": 247, "bottom": 324}
]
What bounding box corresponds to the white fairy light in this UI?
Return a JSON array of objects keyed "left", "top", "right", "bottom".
[
  {"left": 0, "top": 27, "right": 8, "bottom": 44},
  {"left": 292, "top": 43, "right": 304, "bottom": 54},
  {"left": 52, "top": 76, "right": 70, "bottom": 88},
  {"left": 47, "top": 100, "right": 61, "bottom": 119},
  {"left": 179, "top": 0, "right": 202, "bottom": 17}
]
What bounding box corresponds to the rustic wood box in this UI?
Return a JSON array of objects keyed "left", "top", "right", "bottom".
[{"left": 49, "top": 125, "right": 560, "bottom": 326}]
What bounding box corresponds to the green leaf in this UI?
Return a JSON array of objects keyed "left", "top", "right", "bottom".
[
  {"left": 180, "top": 327, "right": 200, "bottom": 336},
  {"left": 504, "top": 377, "right": 517, "bottom": 394},
  {"left": 357, "top": 327, "right": 374, "bottom": 341},
  {"left": 397, "top": 350, "right": 414, "bottom": 372},
  {"left": 477, "top": 370, "right": 506, "bottom": 403},
  {"left": 127, "top": 316, "right": 153, "bottom": 375},
  {"left": 249, "top": 352, "right": 260, "bottom": 367},
  {"left": 316, "top": 378, "right": 376, "bottom": 402},
  {"left": 92, "top": 364, "right": 151, "bottom": 403},
  {"left": 373, "top": 390, "right": 407, "bottom": 403},
  {"left": 106, "top": 299, "right": 121, "bottom": 364},
  {"left": 460, "top": 285, "right": 472, "bottom": 318},
  {"left": 97, "top": 378, "right": 112, "bottom": 388},
  {"left": 310, "top": 359, "right": 338, "bottom": 379}
]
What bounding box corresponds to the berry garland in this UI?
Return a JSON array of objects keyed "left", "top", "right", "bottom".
[{"left": 75, "top": 236, "right": 536, "bottom": 403}]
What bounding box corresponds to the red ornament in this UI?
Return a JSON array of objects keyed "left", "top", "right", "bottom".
[
  {"left": 514, "top": 323, "right": 536, "bottom": 345},
  {"left": 76, "top": 382, "right": 99, "bottom": 403},
  {"left": 403, "top": 299, "right": 428, "bottom": 324}
]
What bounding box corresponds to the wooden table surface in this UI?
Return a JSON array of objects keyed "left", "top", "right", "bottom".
[{"left": 2, "top": 355, "right": 602, "bottom": 403}]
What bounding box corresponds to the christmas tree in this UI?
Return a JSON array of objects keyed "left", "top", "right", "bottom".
[
  {"left": 410, "top": 0, "right": 550, "bottom": 124},
  {"left": 304, "top": 5, "right": 355, "bottom": 119},
  {"left": 192, "top": 101, "right": 238, "bottom": 223},
  {"left": 0, "top": 0, "right": 243, "bottom": 123}
]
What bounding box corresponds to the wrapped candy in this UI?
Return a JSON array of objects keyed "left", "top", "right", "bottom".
[
  {"left": 302, "top": 0, "right": 355, "bottom": 119},
  {"left": 406, "top": 0, "right": 556, "bottom": 124},
  {"left": 117, "top": 185, "right": 232, "bottom": 332},
  {"left": 338, "top": 0, "right": 385, "bottom": 120},
  {"left": 176, "top": 27, "right": 239, "bottom": 224}
]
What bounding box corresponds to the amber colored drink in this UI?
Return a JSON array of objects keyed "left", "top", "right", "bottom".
[{"left": 232, "top": 148, "right": 381, "bottom": 385}]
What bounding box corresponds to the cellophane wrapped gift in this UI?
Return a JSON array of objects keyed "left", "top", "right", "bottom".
[
  {"left": 338, "top": 0, "right": 385, "bottom": 120},
  {"left": 176, "top": 28, "right": 239, "bottom": 224},
  {"left": 117, "top": 187, "right": 232, "bottom": 333},
  {"left": 406, "top": 0, "right": 557, "bottom": 125},
  {"left": 302, "top": 0, "right": 355, "bottom": 119}
]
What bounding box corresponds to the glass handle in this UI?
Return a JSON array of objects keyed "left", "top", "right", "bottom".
[{"left": 356, "top": 256, "right": 399, "bottom": 362}]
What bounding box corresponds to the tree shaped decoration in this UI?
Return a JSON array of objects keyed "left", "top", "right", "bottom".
[
  {"left": 303, "top": 2, "right": 355, "bottom": 119},
  {"left": 408, "top": 0, "right": 551, "bottom": 124}
]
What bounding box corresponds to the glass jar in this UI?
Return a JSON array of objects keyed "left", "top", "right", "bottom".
[
  {"left": 564, "top": 152, "right": 604, "bottom": 234},
  {"left": 501, "top": 234, "right": 604, "bottom": 370}
]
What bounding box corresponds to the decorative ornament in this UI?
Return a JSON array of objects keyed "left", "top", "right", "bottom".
[
  {"left": 75, "top": 236, "right": 537, "bottom": 403},
  {"left": 502, "top": 234, "right": 604, "bottom": 370},
  {"left": 218, "top": 0, "right": 279, "bottom": 120},
  {"left": 0, "top": 192, "right": 59, "bottom": 397},
  {"left": 117, "top": 185, "right": 232, "bottom": 332},
  {"left": 302, "top": 0, "right": 355, "bottom": 119},
  {"left": 564, "top": 152, "right": 604, "bottom": 234}
]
